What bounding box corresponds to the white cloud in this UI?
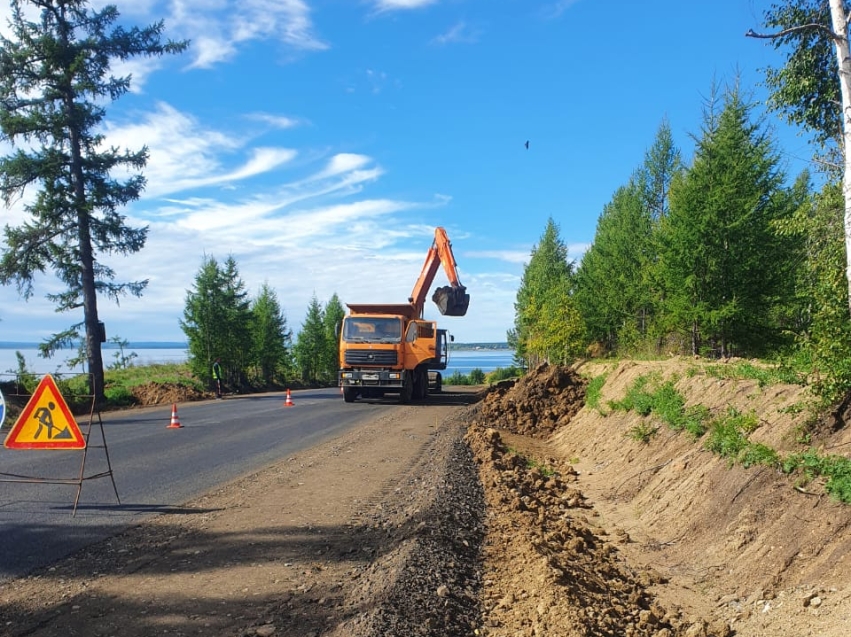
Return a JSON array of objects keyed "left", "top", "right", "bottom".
[
  {"left": 246, "top": 113, "right": 304, "bottom": 129},
  {"left": 431, "top": 21, "right": 480, "bottom": 46},
  {"left": 466, "top": 250, "right": 532, "bottom": 265},
  {"left": 374, "top": 0, "right": 438, "bottom": 10},
  {"left": 101, "top": 102, "right": 299, "bottom": 197},
  {"left": 170, "top": 0, "right": 328, "bottom": 68}
]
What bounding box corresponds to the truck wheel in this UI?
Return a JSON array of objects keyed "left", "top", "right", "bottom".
[
  {"left": 398, "top": 372, "right": 413, "bottom": 404},
  {"left": 343, "top": 387, "right": 358, "bottom": 403},
  {"left": 414, "top": 369, "right": 428, "bottom": 400}
]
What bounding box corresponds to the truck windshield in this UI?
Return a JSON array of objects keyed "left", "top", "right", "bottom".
[{"left": 343, "top": 318, "right": 402, "bottom": 343}]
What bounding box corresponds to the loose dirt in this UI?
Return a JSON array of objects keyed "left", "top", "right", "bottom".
[{"left": 1, "top": 357, "right": 850, "bottom": 637}]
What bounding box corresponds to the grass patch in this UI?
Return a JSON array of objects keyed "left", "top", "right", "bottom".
[
  {"left": 627, "top": 421, "right": 658, "bottom": 443},
  {"left": 783, "top": 450, "right": 851, "bottom": 503},
  {"left": 703, "top": 360, "right": 806, "bottom": 387},
  {"left": 584, "top": 373, "right": 607, "bottom": 413}
]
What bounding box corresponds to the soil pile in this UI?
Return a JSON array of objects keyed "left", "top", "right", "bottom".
[
  {"left": 475, "top": 362, "right": 586, "bottom": 438},
  {"left": 128, "top": 381, "right": 209, "bottom": 406}
]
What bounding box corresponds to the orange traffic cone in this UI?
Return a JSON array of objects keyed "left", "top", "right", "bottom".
[
  {"left": 284, "top": 389, "right": 294, "bottom": 407},
  {"left": 167, "top": 403, "right": 183, "bottom": 429}
]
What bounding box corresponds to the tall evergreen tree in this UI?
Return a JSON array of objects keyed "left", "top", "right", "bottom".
[
  {"left": 321, "top": 293, "right": 345, "bottom": 382},
  {"left": 0, "top": 0, "right": 186, "bottom": 402},
  {"left": 181, "top": 254, "right": 251, "bottom": 390},
  {"left": 636, "top": 119, "right": 683, "bottom": 222},
  {"left": 181, "top": 255, "right": 227, "bottom": 383},
  {"left": 250, "top": 282, "right": 292, "bottom": 385},
  {"left": 659, "top": 82, "right": 797, "bottom": 356},
  {"left": 574, "top": 182, "right": 652, "bottom": 352},
  {"left": 294, "top": 294, "right": 326, "bottom": 384},
  {"left": 220, "top": 256, "right": 252, "bottom": 387}
]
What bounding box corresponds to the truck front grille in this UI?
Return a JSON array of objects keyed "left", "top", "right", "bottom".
[{"left": 345, "top": 349, "right": 398, "bottom": 365}]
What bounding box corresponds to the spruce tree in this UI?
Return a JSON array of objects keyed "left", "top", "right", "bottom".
[
  {"left": 659, "top": 82, "right": 797, "bottom": 356},
  {"left": 250, "top": 282, "right": 292, "bottom": 385},
  {"left": 322, "top": 293, "right": 345, "bottom": 382},
  {"left": 294, "top": 295, "right": 326, "bottom": 384}
]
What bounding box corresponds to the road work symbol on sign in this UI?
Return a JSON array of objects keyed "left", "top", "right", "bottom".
[{"left": 4, "top": 374, "right": 86, "bottom": 449}]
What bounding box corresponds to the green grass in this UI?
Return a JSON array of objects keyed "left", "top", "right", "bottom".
[
  {"left": 627, "top": 421, "right": 659, "bottom": 443},
  {"left": 3, "top": 362, "right": 206, "bottom": 414},
  {"left": 605, "top": 372, "right": 851, "bottom": 503},
  {"left": 584, "top": 373, "right": 607, "bottom": 413},
  {"left": 506, "top": 446, "right": 554, "bottom": 476},
  {"left": 783, "top": 450, "right": 851, "bottom": 503},
  {"left": 703, "top": 360, "right": 806, "bottom": 387}
]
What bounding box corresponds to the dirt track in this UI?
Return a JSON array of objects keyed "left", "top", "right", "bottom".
[{"left": 1, "top": 360, "right": 851, "bottom": 636}]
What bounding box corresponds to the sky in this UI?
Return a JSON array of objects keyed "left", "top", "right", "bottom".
[{"left": 0, "top": 0, "right": 819, "bottom": 347}]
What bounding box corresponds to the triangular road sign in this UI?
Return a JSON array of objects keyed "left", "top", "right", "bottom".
[{"left": 4, "top": 374, "right": 86, "bottom": 449}]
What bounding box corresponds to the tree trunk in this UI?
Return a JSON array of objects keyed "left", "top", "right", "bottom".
[
  {"left": 67, "top": 106, "right": 104, "bottom": 404},
  {"left": 829, "top": 0, "right": 851, "bottom": 318}
]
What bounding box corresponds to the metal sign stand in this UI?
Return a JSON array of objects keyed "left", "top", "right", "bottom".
[{"left": 0, "top": 375, "right": 120, "bottom": 516}]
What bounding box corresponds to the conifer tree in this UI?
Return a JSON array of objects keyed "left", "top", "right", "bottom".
[
  {"left": 512, "top": 218, "right": 583, "bottom": 366},
  {"left": 294, "top": 295, "right": 326, "bottom": 384},
  {"left": 0, "top": 0, "right": 186, "bottom": 402},
  {"left": 659, "top": 82, "right": 798, "bottom": 356},
  {"left": 250, "top": 282, "right": 293, "bottom": 385},
  {"left": 321, "top": 293, "right": 345, "bottom": 382},
  {"left": 574, "top": 182, "right": 651, "bottom": 352}
]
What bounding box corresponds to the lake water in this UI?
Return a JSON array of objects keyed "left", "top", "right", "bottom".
[{"left": 0, "top": 347, "right": 516, "bottom": 379}]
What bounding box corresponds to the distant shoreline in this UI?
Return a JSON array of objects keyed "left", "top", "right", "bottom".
[{"left": 0, "top": 341, "right": 511, "bottom": 351}]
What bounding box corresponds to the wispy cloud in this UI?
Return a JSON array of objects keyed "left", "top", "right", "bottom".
[
  {"left": 374, "top": 0, "right": 438, "bottom": 12},
  {"left": 542, "top": 0, "right": 582, "bottom": 20},
  {"left": 169, "top": 0, "right": 328, "bottom": 68},
  {"left": 431, "top": 21, "right": 480, "bottom": 46},
  {"left": 246, "top": 113, "right": 305, "bottom": 129}
]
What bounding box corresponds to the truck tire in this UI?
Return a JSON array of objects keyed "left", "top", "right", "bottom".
[
  {"left": 343, "top": 387, "right": 358, "bottom": 403},
  {"left": 398, "top": 372, "right": 413, "bottom": 404},
  {"left": 414, "top": 368, "right": 428, "bottom": 400},
  {"left": 433, "top": 372, "right": 442, "bottom": 393}
]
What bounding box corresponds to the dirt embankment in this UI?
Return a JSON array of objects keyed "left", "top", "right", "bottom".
[{"left": 468, "top": 359, "right": 851, "bottom": 637}]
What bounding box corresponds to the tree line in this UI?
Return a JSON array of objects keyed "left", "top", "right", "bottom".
[
  {"left": 511, "top": 76, "right": 850, "bottom": 404},
  {"left": 181, "top": 255, "right": 345, "bottom": 391}
]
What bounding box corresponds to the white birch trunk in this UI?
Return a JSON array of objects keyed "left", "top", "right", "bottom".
[{"left": 829, "top": 0, "right": 851, "bottom": 317}]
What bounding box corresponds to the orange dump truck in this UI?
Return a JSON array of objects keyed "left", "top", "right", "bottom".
[{"left": 338, "top": 227, "right": 469, "bottom": 403}]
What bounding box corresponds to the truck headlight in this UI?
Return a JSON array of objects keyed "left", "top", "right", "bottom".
[
  {"left": 389, "top": 372, "right": 401, "bottom": 380},
  {"left": 341, "top": 372, "right": 353, "bottom": 379}
]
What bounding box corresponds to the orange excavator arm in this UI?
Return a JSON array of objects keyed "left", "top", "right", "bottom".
[{"left": 408, "top": 227, "right": 470, "bottom": 318}]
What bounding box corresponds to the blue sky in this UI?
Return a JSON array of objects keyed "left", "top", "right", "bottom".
[{"left": 0, "top": 0, "right": 817, "bottom": 347}]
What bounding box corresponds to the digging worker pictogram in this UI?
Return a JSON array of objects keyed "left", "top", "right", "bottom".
[
  {"left": 34, "top": 401, "right": 57, "bottom": 439},
  {"left": 33, "top": 401, "right": 71, "bottom": 440}
]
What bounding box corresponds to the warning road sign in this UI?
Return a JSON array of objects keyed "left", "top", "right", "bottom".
[{"left": 4, "top": 375, "right": 86, "bottom": 449}]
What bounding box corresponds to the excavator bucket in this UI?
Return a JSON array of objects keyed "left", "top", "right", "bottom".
[{"left": 432, "top": 285, "right": 470, "bottom": 317}]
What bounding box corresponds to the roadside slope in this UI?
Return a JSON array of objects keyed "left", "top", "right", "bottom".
[{"left": 479, "top": 358, "right": 851, "bottom": 637}]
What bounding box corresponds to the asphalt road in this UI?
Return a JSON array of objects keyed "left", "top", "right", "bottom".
[{"left": 0, "top": 388, "right": 394, "bottom": 582}]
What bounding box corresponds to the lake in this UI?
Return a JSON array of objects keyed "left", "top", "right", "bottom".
[{"left": 0, "top": 346, "right": 516, "bottom": 379}]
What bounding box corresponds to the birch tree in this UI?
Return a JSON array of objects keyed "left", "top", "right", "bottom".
[{"left": 748, "top": 0, "right": 851, "bottom": 318}]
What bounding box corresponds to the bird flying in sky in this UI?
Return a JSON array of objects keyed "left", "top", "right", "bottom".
[{"left": 525, "top": 140, "right": 529, "bottom": 149}]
